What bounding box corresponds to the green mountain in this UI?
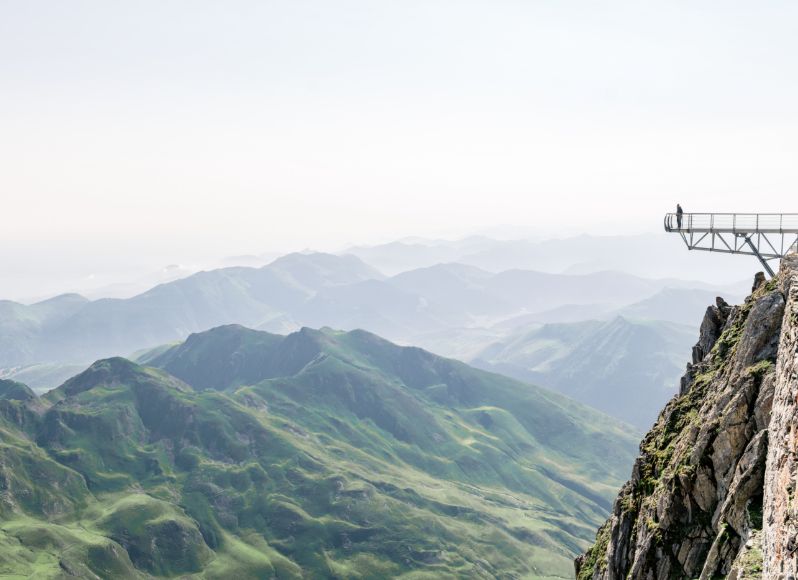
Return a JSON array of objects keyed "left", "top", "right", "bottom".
[
  {"left": 0, "top": 378, "right": 37, "bottom": 401},
  {"left": 471, "top": 317, "right": 696, "bottom": 429},
  {"left": 0, "top": 325, "right": 637, "bottom": 578}
]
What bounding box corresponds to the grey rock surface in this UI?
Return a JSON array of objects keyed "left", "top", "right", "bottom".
[
  {"left": 763, "top": 255, "right": 798, "bottom": 579},
  {"left": 577, "top": 260, "right": 798, "bottom": 579}
]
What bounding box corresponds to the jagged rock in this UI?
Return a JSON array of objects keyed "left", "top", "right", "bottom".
[
  {"left": 715, "top": 430, "right": 767, "bottom": 536},
  {"left": 577, "top": 258, "right": 798, "bottom": 579},
  {"left": 682, "top": 297, "right": 734, "bottom": 395},
  {"left": 753, "top": 271, "right": 767, "bottom": 293},
  {"left": 732, "top": 290, "right": 784, "bottom": 373},
  {"left": 754, "top": 372, "right": 775, "bottom": 432},
  {"left": 763, "top": 254, "right": 798, "bottom": 578},
  {"left": 692, "top": 299, "right": 731, "bottom": 365},
  {"left": 718, "top": 296, "right": 732, "bottom": 315}
]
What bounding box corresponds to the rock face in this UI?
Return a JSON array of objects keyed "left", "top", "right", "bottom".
[
  {"left": 576, "top": 256, "right": 798, "bottom": 579},
  {"left": 763, "top": 258, "right": 798, "bottom": 579}
]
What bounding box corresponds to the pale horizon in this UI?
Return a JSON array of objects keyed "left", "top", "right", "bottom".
[{"left": 3, "top": 1, "right": 797, "bottom": 298}]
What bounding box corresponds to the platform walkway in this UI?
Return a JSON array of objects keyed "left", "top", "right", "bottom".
[{"left": 663, "top": 212, "right": 798, "bottom": 277}]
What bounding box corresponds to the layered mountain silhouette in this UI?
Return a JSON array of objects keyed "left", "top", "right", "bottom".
[
  {"left": 0, "top": 251, "right": 738, "bottom": 428},
  {"left": 0, "top": 253, "right": 726, "bottom": 367},
  {"left": 0, "top": 325, "right": 637, "bottom": 578},
  {"left": 471, "top": 317, "right": 697, "bottom": 429},
  {"left": 0, "top": 253, "right": 380, "bottom": 368},
  {"left": 344, "top": 233, "right": 757, "bottom": 283}
]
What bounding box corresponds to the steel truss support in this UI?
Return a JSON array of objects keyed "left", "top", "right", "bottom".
[
  {"left": 741, "top": 234, "right": 776, "bottom": 277},
  {"left": 665, "top": 212, "right": 798, "bottom": 277},
  {"left": 674, "top": 228, "right": 796, "bottom": 278}
]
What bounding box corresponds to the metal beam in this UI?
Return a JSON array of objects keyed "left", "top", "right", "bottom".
[
  {"left": 665, "top": 212, "right": 798, "bottom": 277},
  {"left": 740, "top": 234, "right": 776, "bottom": 277}
]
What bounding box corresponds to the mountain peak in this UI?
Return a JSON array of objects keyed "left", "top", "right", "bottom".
[
  {"left": 266, "top": 251, "right": 384, "bottom": 284},
  {"left": 147, "top": 324, "right": 321, "bottom": 390},
  {"left": 0, "top": 378, "right": 36, "bottom": 402},
  {"left": 32, "top": 292, "right": 89, "bottom": 306},
  {"left": 51, "top": 357, "right": 188, "bottom": 401},
  {"left": 56, "top": 357, "right": 144, "bottom": 397}
]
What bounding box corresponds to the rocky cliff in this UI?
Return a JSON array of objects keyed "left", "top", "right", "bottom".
[{"left": 576, "top": 254, "right": 798, "bottom": 579}]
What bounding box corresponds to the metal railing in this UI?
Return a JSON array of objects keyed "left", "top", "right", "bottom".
[
  {"left": 664, "top": 212, "right": 798, "bottom": 277},
  {"left": 664, "top": 212, "right": 798, "bottom": 234}
]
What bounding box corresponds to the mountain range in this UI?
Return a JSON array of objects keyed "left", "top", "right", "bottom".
[
  {"left": 344, "top": 233, "right": 757, "bottom": 284},
  {"left": 0, "top": 324, "right": 638, "bottom": 578},
  {"left": 4, "top": 233, "right": 753, "bottom": 304},
  {"left": 0, "top": 251, "right": 743, "bottom": 428}
]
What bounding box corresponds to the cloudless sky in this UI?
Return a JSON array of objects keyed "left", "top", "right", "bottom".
[{"left": 2, "top": 1, "right": 798, "bottom": 298}]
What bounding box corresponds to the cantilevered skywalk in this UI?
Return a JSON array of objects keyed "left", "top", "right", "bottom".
[{"left": 664, "top": 212, "right": 798, "bottom": 277}]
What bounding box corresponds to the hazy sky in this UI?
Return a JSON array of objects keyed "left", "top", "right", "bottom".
[{"left": 2, "top": 1, "right": 798, "bottom": 298}]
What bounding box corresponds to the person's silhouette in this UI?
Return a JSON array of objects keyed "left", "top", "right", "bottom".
[{"left": 676, "top": 204, "right": 684, "bottom": 229}]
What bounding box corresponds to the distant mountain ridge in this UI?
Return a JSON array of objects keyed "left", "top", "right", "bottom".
[
  {"left": 0, "top": 324, "right": 638, "bottom": 578},
  {"left": 0, "top": 252, "right": 728, "bottom": 374},
  {"left": 471, "top": 317, "right": 697, "bottom": 429},
  {"left": 0, "top": 253, "right": 380, "bottom": 368},
  {"left": 344, "top": 233, "right": 757, "bottom": 284}
]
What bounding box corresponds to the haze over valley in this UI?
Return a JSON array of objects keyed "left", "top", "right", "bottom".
[{"left": 1, "top": 233, "right": 747, "bottom": 429}]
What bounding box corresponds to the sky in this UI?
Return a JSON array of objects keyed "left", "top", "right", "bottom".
[{"left": 2, "top": 1, "right": 798, "bottom": 299}]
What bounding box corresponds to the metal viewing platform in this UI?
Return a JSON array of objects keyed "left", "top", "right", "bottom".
[{"left": 664, "top": 212, "right": 798, "bottom": 277}]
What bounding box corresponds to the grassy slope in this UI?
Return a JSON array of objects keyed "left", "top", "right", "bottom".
[
  {"left": 0, "top": 328, "right": 638, "bottom": 578},
  {"left": 471, "top": 317, "right": 696, "bottom": 429}
]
